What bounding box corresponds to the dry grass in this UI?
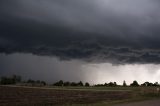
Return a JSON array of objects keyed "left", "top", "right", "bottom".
[{"left": 1, "top": 86, "right": 160, "bottom": 106}]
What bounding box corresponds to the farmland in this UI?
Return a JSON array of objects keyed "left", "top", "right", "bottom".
[{"left": 0, "top": 86, "right": 160, "bottom": 106}]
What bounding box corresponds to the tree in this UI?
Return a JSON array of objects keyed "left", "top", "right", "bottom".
[
  {"left": 108, "top": 82, "right": 114, "bottom": 86},
  {"left": 108, "top": 82, "right": 117, "bottom": 86},
  {"left": 94, "top": 84, "right": 104, "bottom": 87},
  {"left": 78, "top": 81, "right": 83, "bottom": 86},
  {"left": 141, "top": 82, "right": 149, "bottom": 86},
  {"left": 130, "top": 80, "right": 139, "bottom": 87},
  {"left": 123, "top": 80, "right": 127, "bottom": 87},
  {"left": 153, "top": 82, "right": 159, "bottom": 86},
  {"left": 70, "top": 82, "right": 78, "bottom": 86},
  {"left": 64, "top": 82, "right": 70, "bottom": 86},
  {"left": 41, "top": 81, "right": 46, "bottom": 86},
  {"left": 36, "top": 80, "right": 41, "bottom": 84},
  {"left": 114, "top": 82, "right": 117, "bottom": 86},
  {"left": 53, "top": 80, "right": 63, "bottom": 86},
  {"left": 12, "top": 75, "right": 21, "bottom": 83},
  {"left": 141, "top": 82, "right": 155, "bottom": 87},
  {"left": 0, "top": 76, "right": 14, "bottom": 85},
  {"left": 27, "top": 79, "right": 35, "bottom": 84},
  {"left": 104, "top": 83, "right": 108, "bottom": 86},
  {"left": 85, "top": 82, "right": 90, "bottom": 87},
  {"left": 0, "top": 75, "right": 22, "bottom": 85}
]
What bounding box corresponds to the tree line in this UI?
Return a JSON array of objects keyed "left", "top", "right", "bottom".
[
  {"left": 0, "top": 75, "right": 46, "bottom": 86},
  {"left": 94, "top": 80, "right": 160, "bottom": 87},
  {"left": 53, "top": 80, "right": 90, "bottom": 87},
  {"left": 0, "top": 75, "right": 160, "bottom": 87}
]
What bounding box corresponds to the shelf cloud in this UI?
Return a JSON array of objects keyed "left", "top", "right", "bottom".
[{"left": 1, "top": 0, "right": 160, "bottom": 64}]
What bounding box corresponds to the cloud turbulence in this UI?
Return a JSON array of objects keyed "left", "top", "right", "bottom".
[{"left": 1, "top": 0, "right": 160, "bottom": 64}]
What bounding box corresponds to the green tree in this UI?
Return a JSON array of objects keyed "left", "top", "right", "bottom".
[
  {"left": 54, "top": 80, "right": 63, "bottom": 86},
  {"left": 12, "top": 75, "right": 21, "bottom": 83},
  {"left": 27, "top": 79, "right": 35, "bottom": 83},
  {"left": 41, "top": 81, "right": 46, "bottom": 86},
  {"left": 114, "top": 82, "right": 117, "bottom": 86},
  {"left": 104, "top": 83, "right": 108, "bottom": 86},
  {"left": 70, "top": 82, "right": 78, "bottom": 86},
  {"left": 78, "top": 81, "right": 83, "bottom": 86},
  {"left": 85, "top": 82, "right": 90, "bottom": 87},
  {"left": 153, "top": 82, "right": 159, "bottom": 86},
  {"left": 108, "top": 82, "right": 116, "bottom": 86},
  {"left": 64, "top": 82, "right": 70, "bottom": 86},
  {"left": 0, "top": 77, "right": 13, "bottom": 85},
  {"left": 0, "top": 75, "right": 22, "bottom": 85},
  {"left": 123, "top": 80, "right": 127, "bottom": 87},
  {"left": 130, "top": 80, "right": 139, "bottom": 87}
]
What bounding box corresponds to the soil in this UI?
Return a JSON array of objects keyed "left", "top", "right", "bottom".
[
  {"left": 115, "top": 99, "right": 160, "bottom": 106},
  {"left": 0, "top": 86, "right": 131, "bottom": 106}
]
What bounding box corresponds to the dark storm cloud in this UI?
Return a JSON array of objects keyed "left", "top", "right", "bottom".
[
  {"left": 1, "top": 0, "right": 160, "bottom": 64},
  {"left": 0, "top": 53, "right": 87, "bottom": 83}
]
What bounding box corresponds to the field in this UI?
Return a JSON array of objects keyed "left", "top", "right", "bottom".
[{"left": 0, "top": 86, "right": 160, "bottom": 106}]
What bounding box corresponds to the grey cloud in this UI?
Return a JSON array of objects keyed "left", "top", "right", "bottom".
[
  {"left": 0, "top": 53, "right": 87, "bottom": 83},
  {"left": 0, "top": 0, "right": 160, "bottom": 64},
  {"left": 2, "top": 53, "right": 160, "bottom": 84}
]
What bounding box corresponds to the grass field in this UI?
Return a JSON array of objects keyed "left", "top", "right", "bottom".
[{"left": 0, "top": 85, "right": 160, "bottom": 106}]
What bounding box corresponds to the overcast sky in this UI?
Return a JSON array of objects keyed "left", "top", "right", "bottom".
[{"left": 0, "top": 0, "right": 160, "bottom": 84}]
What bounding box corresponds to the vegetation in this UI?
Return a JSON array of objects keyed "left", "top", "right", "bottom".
[
  {"left": 130, "top": 80, "right": 139, "bottom": 87},
  {"left": 0, "top": 85, "right": 160, "bottom": 106},
  {"left": 85, "top": 82, "right": 90, "bottom": 87},
  {"left": 123, "top": 80, "right": 127, "bottom": 87},
  {"left": 1, "top": 75, "right": 160, "bottom": 87},
  {"left": 1, "top": 75, "right": 160, "bottom": 106},
  {"left": 0, "top": 75, "right": 46, "bottom": 86},
  {"left": 0, "top": 75, "right": 21, "bottom": 85},
  {"left": 141, "top": 82, "right": 159, "bottom": 87}
]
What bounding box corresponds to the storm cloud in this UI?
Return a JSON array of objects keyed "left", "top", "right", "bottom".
[
  {"left": 1, "top": 53, "right": 160, "bottom": 84},
  {"left": 1, "top": 0, "right": 160, "bottom": 64}
]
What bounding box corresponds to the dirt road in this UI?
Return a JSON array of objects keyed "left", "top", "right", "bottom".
[{"left": 115, "top": 99, "right": 160, "bottom": 106}]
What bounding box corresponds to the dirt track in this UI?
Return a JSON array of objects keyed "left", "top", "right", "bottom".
[{"left": 115, "top": 99, "right": 160, "bottom": 106}]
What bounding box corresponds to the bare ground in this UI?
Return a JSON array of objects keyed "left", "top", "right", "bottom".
[
  {"left": 115, "top": 99, "right": 160, "bottom": 106},
  {"left": 0, "top": 86, "right": 131, "bottom": 106}
]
